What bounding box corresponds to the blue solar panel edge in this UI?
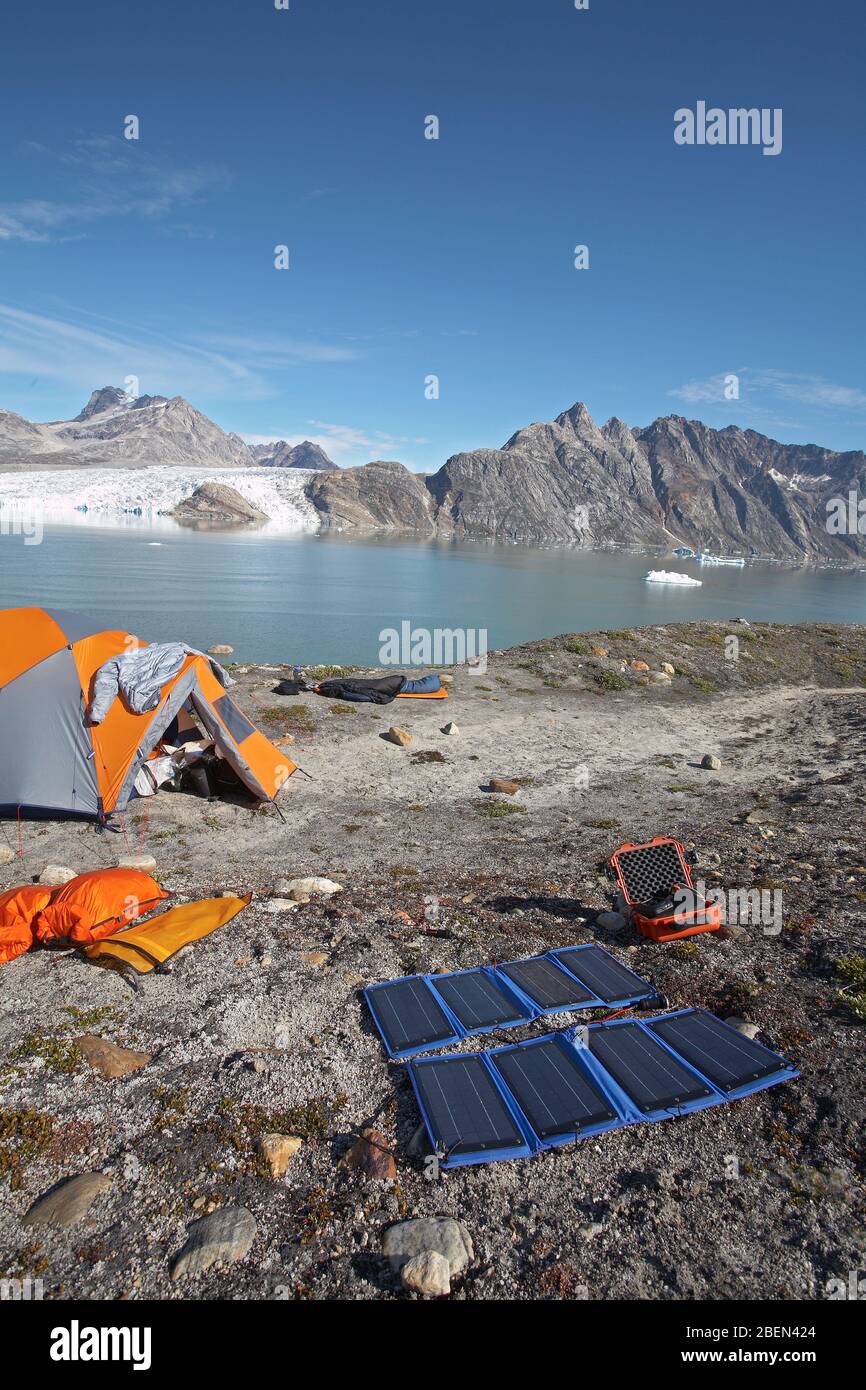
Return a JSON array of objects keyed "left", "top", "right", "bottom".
[
  {"left": 490, "top": 955, "right": 605, "bottom": 1017},
  {"left": 406, "top": 1052, "right": 539, "bottom": 1169},
  {"left": 487, "top": 1031, "right": 629, "bottom": 1151},
  {"left": 425, "top": 966, "right": 538, "bottom": 1038},
  {"left": 646, "top": 1008, "right": 800, "bottom": 1101},
  {"left": 363, "top": 975, "right": 463, "bottom": 1059},
  {"left": 405, "top": 1011, "right": 798, "bottom": 1169},
  {"left": 366, "top": 948, "right": 658, "bottom": 1059},
  {"left": 549, "top": 943, "right": 657, "bottom": 1007},
  {"left": 581, "top": 1015, "right": 728, "bottom": 1123}
]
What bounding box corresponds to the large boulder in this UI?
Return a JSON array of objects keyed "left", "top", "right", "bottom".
[
  {"left": 24, "top": 1173, "right": 112, "bottom": 1228},
  {"left": 382, "top": 1216, "right": 474, "bottom": 1277},
  {"left": 170, "top": 1206, "right": 257, "bottom": 1279},
  {"left": 173, "top": 482, "right": 268, "bottom": 528}
]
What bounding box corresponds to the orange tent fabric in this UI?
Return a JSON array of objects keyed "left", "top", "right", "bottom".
[{"left": 0, "top": 607, "right": 295, "bottom": 821}]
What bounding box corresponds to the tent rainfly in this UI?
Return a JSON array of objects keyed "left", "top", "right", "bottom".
[{"left": 0, "top": 607, "right": 295, "bottom": 821}]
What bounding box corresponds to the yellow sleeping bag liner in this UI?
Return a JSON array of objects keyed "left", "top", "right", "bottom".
[{"left": 85, "top": 893, "right": 251, "bottom": 973}]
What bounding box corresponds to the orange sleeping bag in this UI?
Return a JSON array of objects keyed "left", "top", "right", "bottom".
[
  {"left": 33, "top": 868, "right": 169, "bottom": 945},
  {"left": 0, "top": 885, "right": 54, "bottom": 964}
]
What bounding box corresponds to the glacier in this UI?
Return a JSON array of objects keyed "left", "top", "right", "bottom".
[{"left": 0, "top": 466, "right": 321, "bottom": 534}]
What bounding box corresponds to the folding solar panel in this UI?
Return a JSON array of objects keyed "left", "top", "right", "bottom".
[
  {"left": 365, "top": 947, "right": 657, "bottom": 1057},
  {"left": 490, "top": 1034, "right": 620, "bottom": 1143},
  {"left": 552, "top": 943, "right": 656, "bottom": 1005},
  {"left": 429, "top": 968, "right": 531, "bottom": 1034},
  {"left": 408, "top": 1054, "right": 534, "bottom": 1163},
  {"left": 647, "top": 1010, "right": 796, "bottom": 1097},
  {"left": 406, "top": 1008, "right": 798, "bottom": 1169},
  {"left": 587, "top": 1020, "right": 715, "bottom": 1117},
  {"left": 497, "top": 955, "right": 598, "bottom": 1012},
  {"left": 364, "top": 976, "right": 460, "bottom": 1058}
]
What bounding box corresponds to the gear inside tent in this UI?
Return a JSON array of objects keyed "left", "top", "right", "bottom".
[{"left": 0, "top": 607, "right": 295, "bottom": 822}]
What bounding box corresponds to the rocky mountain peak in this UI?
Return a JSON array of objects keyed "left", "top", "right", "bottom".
[
  {"left": 74, "top": 386, "right": 136, "bottom": 421},
  {"left": 249, "top": 438, "right": 337, "bottom": 471},
  {"left": 282, "top": 440, "right": 335, "bottom": 471},
  {"left": 555, "top": 400, "right": 599, "bottom": 436}
]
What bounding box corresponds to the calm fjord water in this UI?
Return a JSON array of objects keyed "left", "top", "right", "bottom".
[{"left": 1, "top": 524, "right": 864, "bottom": 664}]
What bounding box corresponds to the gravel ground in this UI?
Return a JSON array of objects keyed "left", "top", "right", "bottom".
[{"left": 0, "top": 619, "right": 864, "bottom": 1301}]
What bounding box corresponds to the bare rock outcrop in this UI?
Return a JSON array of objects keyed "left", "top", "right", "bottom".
[
  {"left": 172, "top": 482, "right": 268, "bottom": 528},
  {"left": 304, "top": 460, "right": 436, "bottom": 532}
]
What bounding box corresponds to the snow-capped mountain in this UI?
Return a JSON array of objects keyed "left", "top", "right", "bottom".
[
  {"left": 0, "top": 387, "right": 254, "bottom": 471},
  {"left": 0, "top": 387, "right": 334, "bottom": 532},
  {"left": 2, "top": 388, "right": 863, "bottom": 557},
  {"left": 0, "top": 387, "right": 342, "bottom": 477}
]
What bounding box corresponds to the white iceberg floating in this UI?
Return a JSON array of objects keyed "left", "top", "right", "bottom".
[
  {"left": 645, "top": 569, "right": 703, "bottom": 586},
  {"left": 697, "top": 553, "right": 745, "bottom": 567}
]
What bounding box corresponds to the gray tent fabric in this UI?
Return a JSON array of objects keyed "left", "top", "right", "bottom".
[
  {"left": 42, "top": 609, "right": 113, "bottom": 645},
  {"left": 88, "top": 643, "right": 234, "bottom": 724},
  {"left": 0, "top": 647, "right": 100, "bottom": 817}
]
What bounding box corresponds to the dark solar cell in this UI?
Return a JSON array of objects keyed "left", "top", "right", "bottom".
[
  {"left": 366, "top": 977, "right": 457, "bottom": 1054},
  {"left": 498, "top": 957, "right": 597, "bottom": 1010},
  {"left": 491, "top": 1037, "right": 617, "bottom": 1139},
  {"left": 648, "top": 1011, "right": 786, "bottom": 1093},
  {"left": 589, "top": 1022, "right": 713, "bottom": 1113},
  {"left": 411, "top": 1055, "right": 525, "bottom": 1156},
  {"left": 430, "top": 970, "right": 528, "bottom": 1031},
  {"left": 553, "top": 945, "right": 653, "bottom": 1003}
]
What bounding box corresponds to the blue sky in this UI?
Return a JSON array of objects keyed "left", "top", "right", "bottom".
[{"left": 0, "top": 0, "right": 863, "bottom": 467}]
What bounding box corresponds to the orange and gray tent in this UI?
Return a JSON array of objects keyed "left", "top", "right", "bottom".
[{"left": 0, "top": 607, "right": 295, "bottom": 821}]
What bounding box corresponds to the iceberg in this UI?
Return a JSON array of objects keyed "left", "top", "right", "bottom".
[
  {"left": 645, "top": 569, "right": 703, "bottom": 586},
  {"left": 697, "top": 553, "right": 745, "bottom": 566}
]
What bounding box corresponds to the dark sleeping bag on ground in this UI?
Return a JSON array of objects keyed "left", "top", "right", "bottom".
[{"left": 315, "top": 674, "right": 408, "bottom": 704}]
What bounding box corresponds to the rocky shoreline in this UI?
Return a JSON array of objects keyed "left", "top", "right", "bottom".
[{"left": 0, "top": 620, "right": 864, "bottom": 1300}]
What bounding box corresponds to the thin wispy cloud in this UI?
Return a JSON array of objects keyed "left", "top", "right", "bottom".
[
  {"left": 192, "top": 332, "right": 360, "bottom": 367},
  {"left": 0, "top": 135, "right": 231, "bottom": 243},
  {"left": 243, "top": 420, "right": 430, "bottom": 467},
  {"left": 0, "top": 303, "right": 358, "bottom": 403},
  {"left": 753, "top": 370, "right": 866, "bottom": 411},
  {"left": 670, "top": 368, "right": 866, "bottom": 413},
  {"left": 308, "top": 419, "right": 430, "bottom": 465}
]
